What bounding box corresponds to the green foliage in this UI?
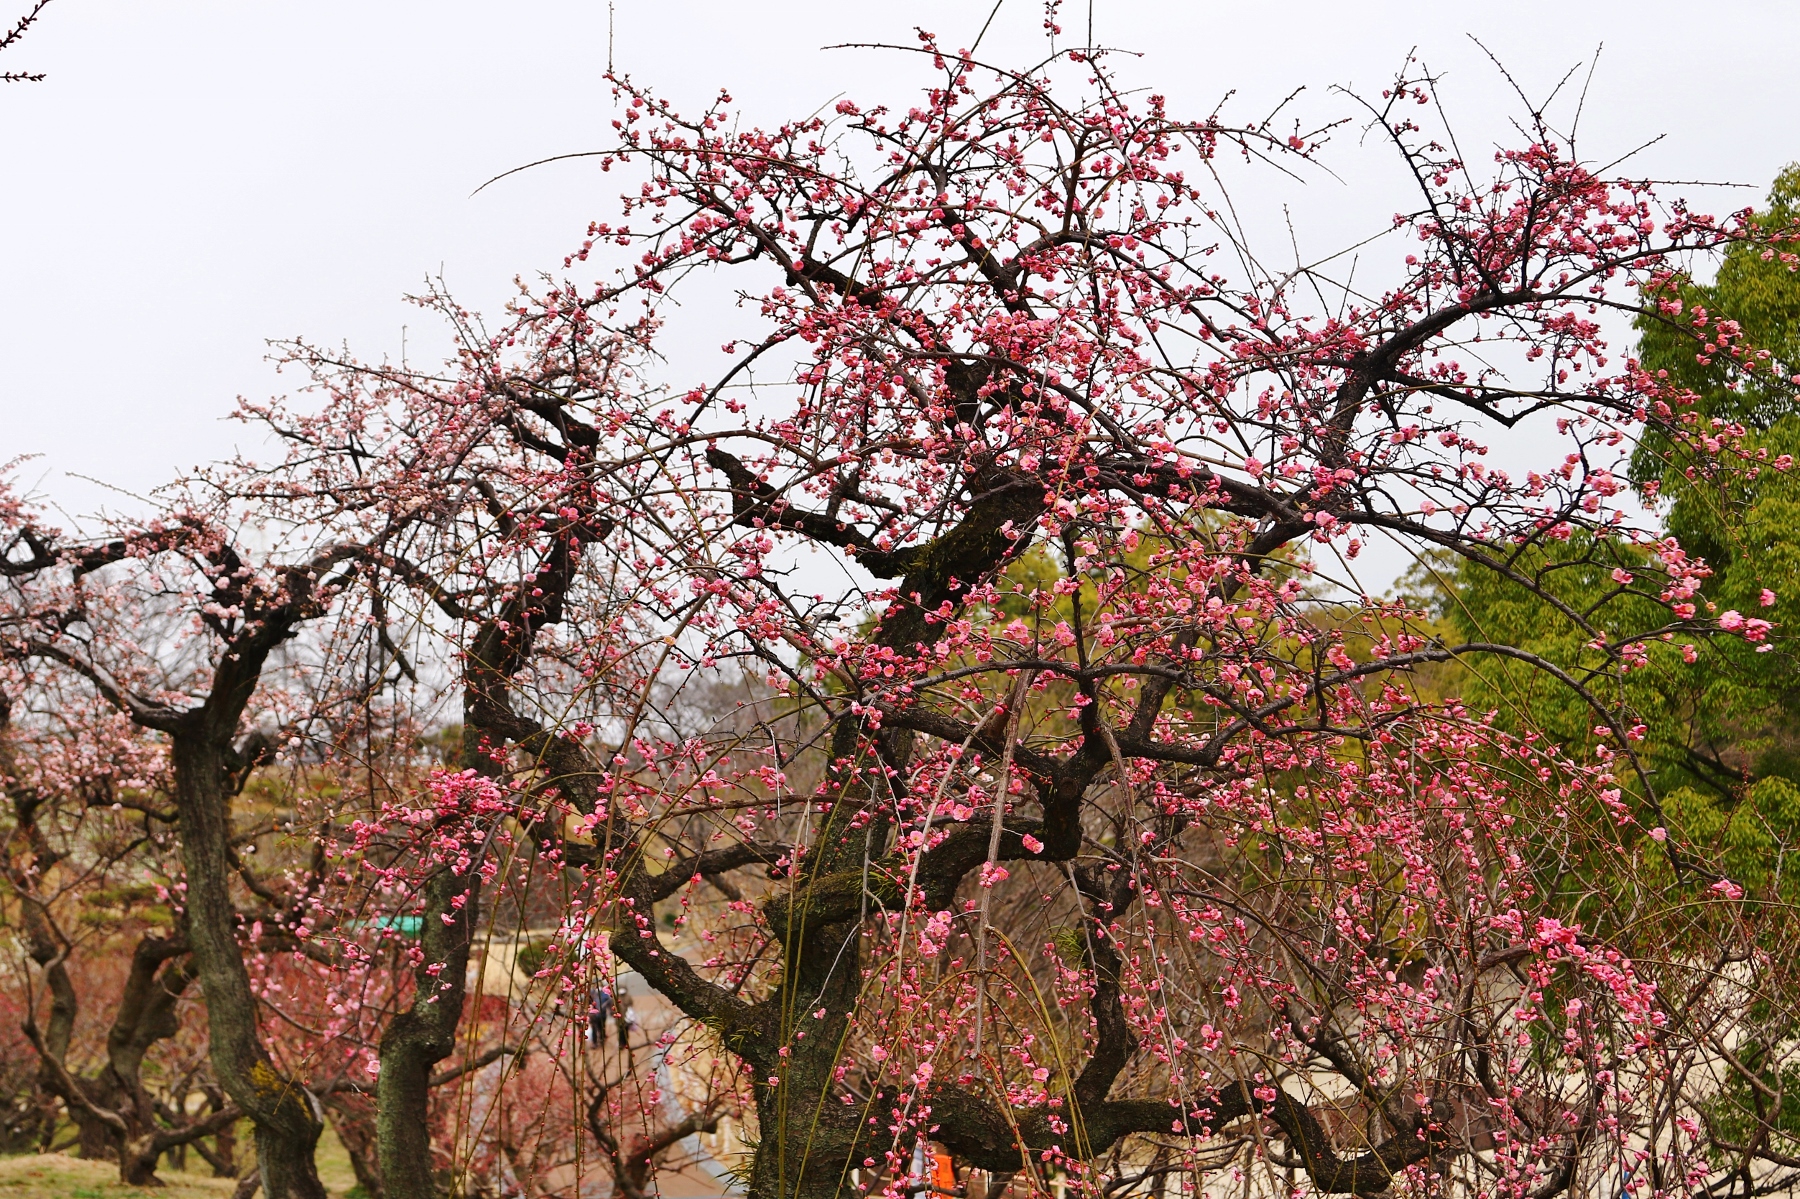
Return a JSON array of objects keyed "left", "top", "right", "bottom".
[
  {"left": 990, "top": 545, "right": 1065, "bottom": 620},
  {"left": 81, "top": 882, "right": 160, "bottom": 910},
  {"left": 1044, "top": 925, "right": 1088, "bottom": 967},
  {"left": 1608, "top": 210, "right": 1800, "bottom": 1136},
  {"left": 1429, "top": 169, "right": 1800, "bottom": 817},
  {"left": 1634, "top": 165, "right": 1800, "bottom": 469},
  {"left": 417, "top": 723, "right": 463, "bottom": 766},
  {"left": 1438, "top": 537, "right": 1674, "bottom": 772},
  {"left": 514, "top": 939, "right": 552, "bottom": 978},
  {"left": 1701, "top": 1042, "right": 1800, "bottom": 1177},
  {"left": 1664, "top": 775, "right": 1800, "bottom": 899},
  {"left": 1629, "top": 165, "right": 1800, "bottom": 794}
]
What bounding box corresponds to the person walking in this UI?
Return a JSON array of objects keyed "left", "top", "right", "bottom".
[{"left": 588, "top": 987, "right": 613, "bottom": 1047}]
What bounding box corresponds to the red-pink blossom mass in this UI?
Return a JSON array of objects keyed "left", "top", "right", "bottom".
[{"left": 4, "top": 24, "right": 1799, "bottom": 1199}]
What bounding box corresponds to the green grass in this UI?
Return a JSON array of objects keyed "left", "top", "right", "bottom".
[
  {"left": 0, "top": 1122, "right": 360, "bottom": 1198},
  {"left": 0, "top": 1153, "right": 233, "bottom": 1198}
]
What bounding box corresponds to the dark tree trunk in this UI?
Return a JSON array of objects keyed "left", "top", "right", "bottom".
[
  {"left": 636, "top": 466, "right": 1051, "bottom": 1199},
  {"left": 171, "top": 733, "right": 325, "bottom": 1199},
  {"left": 744, "top": 721, "right": 896, "bottom": 1199},
  {"left": 4, "top": 513, "right": 365, "bottom": 1195},
  {"left": 375, "top": 515, "right": 594, "bottom": 1199},
  {"left": 120, "top": 1133, "right": 168, "bottom": 1187},
  {"left": 375, "top": 865, "right": 476, "bottom": 1199},
  {"left": 5, "top": 696, "right": 217, "bottom": 1185},
  {"left": 72, "top": 1105, "right": 121, "bottom": 1161}
]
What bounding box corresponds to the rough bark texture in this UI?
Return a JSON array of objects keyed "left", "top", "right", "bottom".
[
  {"left": 171, "top": 732, "right": 325, "bottom": 1199},
  {"left": 376, "top": 509, "right": 600, "bottom": 1199},
  {"left": 614, "top": 362, "right": 1448, "bottom": 1197},
  {"left": 3, "top": 535, "right": 356, "bottom": 1195},
  {"left": 137, "top": 547, "right": 345, "bottom": 1199},
  {"left": 2, "top": 693, "right": 237, "bottom": 1186},
  {"left": 375, "top": 861, "right": 475, "bottom": 1199},
  {"left": 742, "top": 471, "right": 1045, "bottom": 1199}
]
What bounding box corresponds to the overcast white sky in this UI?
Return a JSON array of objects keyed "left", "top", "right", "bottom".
[{"left": 2, "top": 0, "right": 1797, "bottom": 530}]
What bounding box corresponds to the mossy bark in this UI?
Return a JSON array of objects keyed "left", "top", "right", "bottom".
[{"left": 172, "top": 735, "right": 326, "bottom": 1199}]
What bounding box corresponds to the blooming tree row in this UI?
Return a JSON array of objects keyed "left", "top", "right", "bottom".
[{"left": 5, "top": 33, "right": 1800, "bottom": 1199}]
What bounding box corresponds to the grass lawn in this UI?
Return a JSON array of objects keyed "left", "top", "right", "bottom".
[
  {"left": 0, "top": 1125, "right": 359, "bottom": 1198},
  {"left": 0, "top": 1154, "right": 233, "bottom": 1198}
]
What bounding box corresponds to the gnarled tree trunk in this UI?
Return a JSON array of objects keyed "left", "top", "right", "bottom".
[
  {"left": 375, "top": 863, "right": 477, "bottom": 1199},
  {"left": 375, "top": 509, "right": 600, "bottom": 1199},
  {"left": 170, "top": 732, "right": 325, "bottom": 1199}
]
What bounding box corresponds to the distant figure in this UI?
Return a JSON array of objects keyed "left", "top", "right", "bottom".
[
  {"left": 589, "top": 987, "right": 613, "bottom": 1047},
  {"left": 618, "top": 1001, "right": 639, "bottom": 1051},
  {"left": 931, "top": 1149, "right": 957, "bottom": 1196}
]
